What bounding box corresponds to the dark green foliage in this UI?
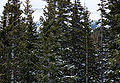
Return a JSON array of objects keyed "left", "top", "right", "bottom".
[
  {"left": 38, "top": 0, "right": 63, "bottom": 82},
  {"left": 0, "top": 0, "right": 39, "bottom": 82},
  {"left": 94, "top": 0, "right": 120, "bottom": 82},
  {"left": 1, "top": 0, "right": 120, "bottom": 82},
  {"left": 106, "top": 0, "right": 120, "bottom": 82},
  {"left": 63, "top": 1, "right": 86, "bottom": 82},
  {"left": 0, "top": 0, "right": 22, "bottom": 82},
  {"left": 38, "top": 0, "right": 97, "bottom": 82},
  {"left": 14, "top": 0, "right": 39, "bottom": 82}
]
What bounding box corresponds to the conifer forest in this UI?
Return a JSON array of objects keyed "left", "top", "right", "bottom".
[{"left": 0, "top": 0, "right": 120, "bottom": 83}]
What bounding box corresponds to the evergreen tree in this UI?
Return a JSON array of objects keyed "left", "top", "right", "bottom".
[
  {"left": 55, "top": 0, "right": 97, "bottom": 82},
  {"left": 93, "top": 0, "right": 111, "bottom": 82},
  {"left": 68, "top": 1, "right": 98, "bottom": 82},
  {"left": 64, "top": 0, "right": 86, "bottom": 82},
  {"left": 55, "top": 0, "right": 75, "bottom": 82},
  {"left": 104, "top": 0, "right": 120, "bottom": 82},
  {"left": 96, "top": 0, "right": 120, "bottom": 82},
  {"left": 39, "top": 0, "right": 64, "bottom": 82},
  {"left": 0, "top": 0, "right": 22, "bottom": 82},
  {"left": 14, "top": 0, "right": 40, "bottom": 82}
]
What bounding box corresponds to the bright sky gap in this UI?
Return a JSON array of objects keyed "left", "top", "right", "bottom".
[{"left": 0, "top": 0, "right": 100, "bottom": 21}]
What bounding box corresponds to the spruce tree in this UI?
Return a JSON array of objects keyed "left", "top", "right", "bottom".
[
  {"left": 14, "top": 0, "right": 40, "bottom": 82},
  {"left": 0, "top": 0, "right": 22, "bottom": 82},
  {"left": 64, "top": 0, "right": 86, "bottom": 82},
  {"left": 39, "top": 0, "right": 64, "bottom": 82},
  {"left": 55, "top": 0, "right": 75, "bottom": 82},
  {"left": 104, "top": 0, "right": 120, "bottom": 82},
  {"left": 55, "top": 0, "right": 97, "bottom": 82},
  {"left": 94, "top": 0, "right": 111, "bottom": 82},
  {"left": 68, "top": 1, "right": 98, "bottom": 82}
]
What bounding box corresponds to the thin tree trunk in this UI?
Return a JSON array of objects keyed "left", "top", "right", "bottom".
[
  {"left": 100, "top": 0, "right": 104, "bottom": 82},
  {"left": 85, "top": 26, "right": 88, "bottom": 83}
]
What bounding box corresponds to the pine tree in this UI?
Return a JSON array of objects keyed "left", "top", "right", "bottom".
[
  {"left": 93, "top": 0, "right": 111, "bottom": 82},
  {"left": 95, "top": 0, "right": 120, "bottom": 82},
  {"left": 64, "top": 0, "right": 86, "bottom": 82},
  {"left": 104, "top": 0, "right": 120, "bottom": 82},
  {"left": 55, "top": 0, "right": 97, "bottom": 82},
  {"left": 14, "top": 0, "right": 40, "bottom": 82},
  {"left": 38, "top": 0, "right": 64, "bottom": 82},
  {"left": 68, "top": 1, "right": 98, "bottom": 82},
  {"left": 0, "top": 0, "right": 22, "bottom": 82},
  {"left": 55, "top": 0, "right": 75, "bottom": 82}
]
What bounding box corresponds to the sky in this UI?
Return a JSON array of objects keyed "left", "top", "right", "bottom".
[{"left": 0, "top": 0, "right": 101, "bottom": 21}]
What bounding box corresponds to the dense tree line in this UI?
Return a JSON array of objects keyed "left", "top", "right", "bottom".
[{"left": 0, "top": 0, "right": 119, "bottom": 83}]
